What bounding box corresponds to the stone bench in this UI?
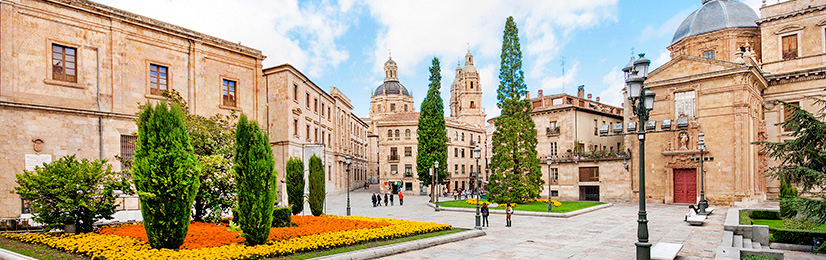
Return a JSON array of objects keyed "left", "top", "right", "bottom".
[
  {"left": 687, "top": 215, "right": 707, "bottom": 226},
  {"left": 652, "top": 242, "right": 683, "bottom": 260}
]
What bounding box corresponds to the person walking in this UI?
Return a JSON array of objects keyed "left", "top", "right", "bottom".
[
  {"left": 389, "top": 192, "right": 394, "bottom": 206},
  {"left": 371, "top": 193, "right": 377, "bottom": 207},
  {"left": 481, "top": 203, "right": 489, "bottom": 227},
  {"left": 505, "top": 203, "right": 514, "bottom": 227},
  {"left": 383, "top": 193, "right": 388, "bottom": 206},
  {"left": 398, "top": 191, "right": 404, "bottom": 206}
]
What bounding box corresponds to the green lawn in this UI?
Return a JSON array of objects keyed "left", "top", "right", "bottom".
[
  {"left": 0, "top": 236, "right": 88, "bottom": 260},
  {"left": 437, "top": 199, "right": 604, "bottom": 213},
  {"left": 752, "top": 219, "right": 826, "bottom": 232}
]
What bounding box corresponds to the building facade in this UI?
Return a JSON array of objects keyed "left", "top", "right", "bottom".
[
  {"left": 628, "top": 0, "right": 826, "bottom": 206},
  {"left": 367, "top": 52, "right": 487, "bottom": 196}
]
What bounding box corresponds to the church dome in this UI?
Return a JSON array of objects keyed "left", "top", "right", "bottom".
[
  {"left": 671, "top": 0, "right": 758, "bottom": 45},
  {"left": 374, "top": 81, "right": 410, "bottom": 97}
]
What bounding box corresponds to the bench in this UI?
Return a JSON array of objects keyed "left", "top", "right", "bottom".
[
  {"left": 686, "top": 215, "right": 707, "bottom": 226},
  {"left": 652, "top": 242, "right": 683, "bottom": 260},
  {"left": 699, "top": 207, "right": 715, "bottom": 215}
]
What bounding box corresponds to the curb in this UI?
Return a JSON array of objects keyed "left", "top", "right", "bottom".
[
  {"left": 313, "top": 229, "right": 485, "bottom": 260},
  {"left": 0, "top": 248, "right": 39, "bottom": 260},
  {"left": 426, "top": 202, "right": 613, "bottom": 218}
]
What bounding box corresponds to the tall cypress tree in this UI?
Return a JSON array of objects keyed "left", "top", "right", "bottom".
[
  {"left": 285, "top": 157, "right": 305, "bottom": 215},
  {"left": 488, "top": 16, "right": 544, "bottom": 204},
  {"left": 234, "top": 114, "right": 277, "bottom": 246},
  {"left": 133, "top": 102, "right": 200, "bottom": 249},
  {"left": 307, "top": 155, "right": 325, "bottom": 216},
  {"left": 417, "top": 57, "right": 448, "bottom": 201}
]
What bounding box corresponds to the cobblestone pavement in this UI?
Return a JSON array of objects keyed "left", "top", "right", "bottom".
[{"left": 323, "top": 188, "right": 826, "bottom": 260}]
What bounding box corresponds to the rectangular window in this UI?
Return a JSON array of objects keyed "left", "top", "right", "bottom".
[
  {"left": 702, "top": 50, "right": 715, "bottom": 60},
  {"left": 293, "top": 84, "right": 298, "bottom": 101},
  {"left": 52, "top": 44, "right": 77, "bottom": 82},
  {"left": 314, "top": 128, "right": 318, "bottom": 143},
  {"left": 390, "top": 147, "right": 398, "bottom": 161},
  {"left": 405, "top": 182, "right": 413, "bottom": 191},
  {"left": 404, "top": 147, "right": 412, "bottom": 157},
  {"left": 222, "top": 79, "right": 237, "bottom": 107},
  {"left": 551, "top": 190, "right": 558, "bottom": 197},
  {"left": 120, "top": 135, "right": 137, "bottom": 170},
  {"left": 578, "top": 167, "right": 599, "bottom": 182},
  {"left": 594, "top": 119, "right": 598, "bottom": 135},
  {"left": 550, "top": 168, "right": 559, "bottom": 184},
  {"left": 550, "top": 142, "right": 558, "bottom": 156},
  {"left": 454, "top": 164, "right": 458, "bottom": 176},
  {"left": 391, "top": 164, "right": 398, "bottom": 175},
  {"left": 149, "top": 64, "right": 168, "bottom": 95},
  {"left": 390, "top": 104, "right": 396, "bottom": 112},
  {"left": 306, "top": 93, "right": 310, "bottom": 109},
  {"left": 674, "top": 91, "right": 696, "bottom": 118},
  {"left": 461, "top": 164, "right": 465, "bottom": 174},
  {"left": 454, "top": 148, "right": 458, "bottom": 157},
  {"left": 306, "top": 125, "right": 310, "bottom": 140},
  {"left": 404, "top": 165, "right": 413, "bottom": 177},
  {"left": 782, "top": 34, "right": 798, "bottom": 59},
  {"left": 784, "top": 102, "right": 800, "bottom": 132},
  {"left": 321, "top": 103, "right": 325, "bottom": 117},
  {"left": 314, "top": 98, "right": 318, "bottom": 113},
  {"left": 293, "top": 119, "right": 298, "bottom": 136},
  {"left": 461, "top": 148, "right": 465, "bottom": 158}
]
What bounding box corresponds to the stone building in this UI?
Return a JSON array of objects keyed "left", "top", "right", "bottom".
[
  {"left": 366, "top": 51, "right": 487, "bottom": 196},
  {"left": 627, "top": 0, "right": 826, "bottom": 206},
  {"left": 263, "top": 64, "right": 369, "bottom": 206},
  {"left": 490, "top": 86, "right": 630, "bottom": 202}
]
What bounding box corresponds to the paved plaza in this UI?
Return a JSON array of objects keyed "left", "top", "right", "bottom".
[{"left": 322, "top": 189, "right": 826, "bottom": 260}]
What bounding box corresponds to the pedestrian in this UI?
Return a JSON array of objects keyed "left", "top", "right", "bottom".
[
  {"left": 371, "top": 193, "right": 377, "bottom": 207},
  {"left": 389, "top": 192, "right": 394, "bottom": 206},
  {"left": 384, "top": 193, "right": 388, "bottom": 206},
  {"left": 505, "top": 203, "right": 514, "bottom": 227},
  {"left": 398, "top": 191, "right": 404, "bottom": 206},
  {"left": 481, "top": 203, "right": 489, "bottom": 227}
]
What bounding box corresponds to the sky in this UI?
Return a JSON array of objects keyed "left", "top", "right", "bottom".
[{"left": 98, "top": 0, "right": 765, "bottom": 119}]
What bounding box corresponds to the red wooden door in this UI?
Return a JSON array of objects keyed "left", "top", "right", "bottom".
[{"left": 673, "top": 169, "right": 697, "bottom": 204}]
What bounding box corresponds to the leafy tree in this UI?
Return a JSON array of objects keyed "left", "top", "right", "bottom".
[
  {"left": 195, "top": 155, "right": 235, "bottom": 223},
  {"left": 133, "top": 102, "right": 200, "bottom": 249},
  {"left": 487, "top": 16, "right": 544, "bottom": 204},
  {"left": 417, "top": 57, "right": 449, "bottom": 202},
  {"left": 234, "top": 114, "right": 277, "bottom": 246},
  {"left": 14, "top": 155, "right": 130, "bottom": 233},
  {"left": 286, "top": 157, "right": 305, "bottom": 215},
  {"left": 755, "top": 99, "right": 826, "bottom": 223},
  {"left": 308, "top": 155, "right": 325, "bottom": 216}
]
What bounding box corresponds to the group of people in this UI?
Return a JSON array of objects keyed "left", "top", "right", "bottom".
[
  {"left": 371, "top": 191, "right": 403, "bottom": 207},
  {"left": 478, "top": 203, "right": 514, "bottom": 227}
]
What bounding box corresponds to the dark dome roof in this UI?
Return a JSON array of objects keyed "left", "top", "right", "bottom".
[
  {"left": 671, "top": 0, "right": 758, "bottom": 45},
  {"left": 374, "top": 81, "right": 410, "bottom": 97}
]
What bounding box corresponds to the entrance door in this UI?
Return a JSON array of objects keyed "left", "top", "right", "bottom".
[{"left": 673, "top": 168, "right": 697, "bottom": 204}]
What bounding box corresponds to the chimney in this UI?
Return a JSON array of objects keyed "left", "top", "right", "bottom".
[
  {"left": 577, "top": 85, "right": 585, "bottom": 98},
  {"left": 538, "top": 90, "right": 543, "bottom": 97},
  {"left": 587, "top": 94, "right": 592, "bottom": 100},
  {"left": 526, "top": 91, "right": 531, "bottom": 100},
  {"left": 596, "top": 97, "right": 600, "bottom": 102}
]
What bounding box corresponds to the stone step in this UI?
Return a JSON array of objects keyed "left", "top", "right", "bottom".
[
  {"left": 733, "top": 235, "right": 743, "bottom": 248},
  {"left": 743, "top": 238, "right": 752, "bottom": 249},
  {"left": 752, "top": 241, "right": 762, "bottom": 250},
  {"left": 722, "top": 231, "right": 733, "bottom": 247}
]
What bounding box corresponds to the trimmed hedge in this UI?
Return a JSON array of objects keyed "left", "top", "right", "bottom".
[
  {"left": 740, "top": 210, "right": 753, "bottom": 225},
  {"left": 772, "top": 228, "right": 826, "bottom": 245},
  {"left": 307, "top": 155, "right": 325, "bottom": 216},
  {"left": 751, "top": 210, "right": 780, "bottom": 220},
  {"left": 272, "top": 207, "right": 292, "bottom": 227}
]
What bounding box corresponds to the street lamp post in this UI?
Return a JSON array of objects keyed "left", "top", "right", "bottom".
[
  {"left": 474, "top": 145, "right": 482, "bottom": 230},
  {"left": 697, "top": 133, "right": 708, "bottom": 214},
  {"left": 546, "top": 156, "right": 553, "bottom": 212},
  {"left": 345, "top": 155, "right": 352, "bottom": 216},
  {"left": 434, "top": 160, "right": 440, "bottom": 211},
  {"left": 623, "top": 53, "right": 654, "bottom": 260}
]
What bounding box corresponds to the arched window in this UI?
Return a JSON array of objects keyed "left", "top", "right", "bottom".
[
  {"left": 461, "top": 133, "right": 464, "bottom": 141},
  {"left": 387, "top": 130, "right": 392, "bottom": 138},
  {"left": 395, "top": 129, "right": 400, "bottom": 137},
  {"left": 470, "top": 81, "right": 474, "bottom": 89},
  {"left": 405, "top": 129, "right": 411, "bottom": 137},
  {"left": 470, "top": 101, "right": 475, "bottom": 108}
]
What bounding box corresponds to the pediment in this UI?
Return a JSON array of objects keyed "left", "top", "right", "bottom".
[{"left": 647, "top": 55, "right": 741, "bottom": 83}]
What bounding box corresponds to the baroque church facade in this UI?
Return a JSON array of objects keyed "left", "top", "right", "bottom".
[
  {"left": 626, "top": 0, "right": 826, "bottom": 206},
  {"left": 365, "top": 50, "right": 488, "bottom": 196}
]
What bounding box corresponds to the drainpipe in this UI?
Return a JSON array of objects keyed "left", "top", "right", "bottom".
[
  {"left": 96, "top": 48, "right": 103, "bottom": 160},
  {"left": 187, "top": 39, "right": 193, "bottom": 111}
]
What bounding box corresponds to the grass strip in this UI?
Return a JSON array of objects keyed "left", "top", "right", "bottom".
[
  {"left": 437, "top": 199, "right": 604, "bottom": 213},
  {"left": 0, "top": 235, "right": 88, "bottom": 260}
]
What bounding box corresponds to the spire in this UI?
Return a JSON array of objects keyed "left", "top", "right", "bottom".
[
  {"left": 465, "top": 47, "right": 474, "bottom": 66},
  {"left": 383, "top": 51, "right": 398, "bottom": 82}
]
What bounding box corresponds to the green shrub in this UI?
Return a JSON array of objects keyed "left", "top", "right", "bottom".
[
  {"left": 772, "top": 228, "right": 826, "bottom": 245},
  {"left": 272, "top": 207, "right": 292, "bottom": 227},
  {"left": 308, "top": 155, "right": 325, "bottom": 216},
  {"left": 133, "top": 102, "right": 200, "bottom": 249},
  {"left": 194, "top": 155, "right": 235, "bottom": 223},
  {"left": 783, "top": 218, "right": 819, "bottom": 231},
  {"left": 286, "top": 157, "right": 305, "bottom": 215},
  {"left": 14, "top": 155, "right": 130, "bottom": 233},
  {"left": 751, "top": 210, "right": 780, "bottom": 220},
  {"left": 740, "top": 210, "right": 753, "bottom": 225},
  {"left": 234, "top": 115, "right": 277, "bottom": 246},
  {"left": 779, "top": 179, "right": 798, "bottom": 219}
]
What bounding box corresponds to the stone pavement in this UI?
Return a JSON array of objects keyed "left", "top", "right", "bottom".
[{"left": 323, "top": 189, "right": 725, "bottom": 260}]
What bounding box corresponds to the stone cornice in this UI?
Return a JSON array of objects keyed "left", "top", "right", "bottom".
[
  {"left": 764, "top": 67, "right": 826, "bottom": 86},
  {"left": 756, "top": 3, "right": 826, "bottom": 25}
]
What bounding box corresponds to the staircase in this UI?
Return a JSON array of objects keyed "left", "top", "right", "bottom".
[{"left": 715, "top": 231, "right": 783, "bottom": 259}]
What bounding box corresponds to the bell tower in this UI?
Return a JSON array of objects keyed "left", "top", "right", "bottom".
[{"left": 450, "top": 48, "right": 485, "bottom": 127}]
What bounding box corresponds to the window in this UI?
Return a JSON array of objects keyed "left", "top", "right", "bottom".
[
  {"left": 551, "top": 190, "right": 559, "bottom": 196},
  {"left": 594, "top": 119, "right": 598, "bottom": 135},
  {"left": 327, "top": 107, "right": 331, "bottom": 120},
  {"left": 461, "top": 133, "right": 464, "bottom": 141},
  {"left": 470, "top": 81, "right": 474, "bottom": 89},
  {"left": 306, "top": 93, "right": 310, "bottom": 109},
  {"left": 306, "top": 125, "right": 310, "bottom": 140},
  {"left": 578, "top": 167, "right": 599, "bottom": 182},
  {"left": 120, "top": 135, "right": 137, "bottom": 170},
  {"left": 314, "top": 98, "right": 318, "bottom": 113},
  {"left": 293, "top": 84, "right": 298, "bottom": 101},
  {"left": 387, "top": 130, "right": 392, "bottom": 138},
  {"left": 470, "top": 101, "right": 475, "bottom": 108},
  {"left": 293, "top": 119, "right": 298, "bottom": 136},
  {"left": 784, "top": 102, "right": 800, "bottom": 132},
  {"left": 390, "top": 147, "right": 398, "bottom": 160},
  {"left": 404, "top": 165, "right": 413, "bottom": 177},
  {"left": 321, "top": 103, "right": 325, "bottom": 117},
  {"left": 549, "top": 142, "right": 558, "bottom": 156},
  {"left": 404, "top": 104, "right": 408, "bottom": 112},
  {"left": 550, "top": 168, "right": 559, "bottom": 184},
  {"left": 454, "top": 164, "right": 458, "bottom": 176},
  {"left": 404, "top": 147, "right": 412, "bottom": 157},
  {"left": 391, "top": 164, "right": 398, "bottom": 175},
  {"left": 675, "top": 91, "right": 696, "bottom": 118},
  {"left": 454, "top": 148, "right": 458, "bottom": 157},
  {"left": 461, "top": 165, "right": 465, "bottom": 174},
  {"left": 222, "top": 79, "right": 237, "bottom": 106},
  {"left": 782, "top": 34, "right": 798, "bottom": 59},
  {"left": 394, "top": 129, "right": 400, "bottom": 138},
  {"left": 461, "top": 148, "right": 465, "bottom": 158},
  {"left": 391, "top": 104, "right": 396, "bottom": 112},
  {"left": 405, "top": 129, "right": 411, "bottom": 138},
  {"left": 702, "top": 50, "right": 715, "bottom": 60},
  {"left": 405, "top": 182, "right": 413, "bottom": 191},
  {"left": 52, "top": 44, "right": 77, "bottom": 82},
  {"left": 149, "top": 64, "right": 168, "bottom": 95},
  {"left": 314, "top": 128, "right": 318, "bottom": 143}
]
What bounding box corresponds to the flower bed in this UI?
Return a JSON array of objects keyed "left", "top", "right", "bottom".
[{"left": 2, "top": 215, "right": 451, "bottom": 260}]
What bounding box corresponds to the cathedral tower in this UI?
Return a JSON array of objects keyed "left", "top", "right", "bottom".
[{"left": 450, "top": 49, "right": 485, "bottom": 126}]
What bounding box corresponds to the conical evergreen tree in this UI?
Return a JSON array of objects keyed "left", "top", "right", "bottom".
[
  {"left": 286, "top": 157, "right": 305, "bottom": 215},
  {"left": 133, "top": 102, "right": 200, "bottom": 249},
  {"left": 307, "top": 155, "right": 325, "bottom": 216},
  {"left": 234, "top": 114, "right": 277, "bottom": 246},
  {"left": 417, "top": 57, "right": 449, "bottom": 201},
  {"left": 488, "top": 16, "right": 544, "bottom": 204}
]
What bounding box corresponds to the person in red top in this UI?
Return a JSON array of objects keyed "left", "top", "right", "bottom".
[{"left": 398, "top": 191, "right": 404, "bottom": 206}]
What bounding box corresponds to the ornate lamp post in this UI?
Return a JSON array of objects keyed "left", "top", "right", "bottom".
[
  {"left": 546, "top": 156, "right": 553, "bottom": 212},
  {"left": 345, "top": 155, "right": 352, "bottom": 216},
  {"left": 434, "top": 160, "right": 440, "bottom": 211},
  {"left": 623, "top": 53, "right": 654, "bottom": 260},
  {"left": 697, "top": 132, "right": 708, "bottom": 214},
  {"left": 473, "top": 145, "right": 482, "bottom": 230}
]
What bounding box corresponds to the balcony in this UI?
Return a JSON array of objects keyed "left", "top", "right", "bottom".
[
  {"left": 545, "top": 127, "right": 560, "bottom": 137},
  {"left": 388, "top": 155, "right": 399, "bottom": 162}
]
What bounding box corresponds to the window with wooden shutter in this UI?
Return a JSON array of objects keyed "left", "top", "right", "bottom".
[
  {"left": 784, "top": 102, "right": 800, "bottom": 132},
  {"left": 52, "top": 44, "right": 77, "bottom": 82},
  {"left": 149, "top": 64, "right": 168, "bottom": 95},
  {"left": 579, "top": 167, "right": 599, "bottom": 182},
  {"left": 782, "top": 34, "right": 798, "bottom": 59},
  {"left": 222, "top": 79, "right": 237, "bottom": 107},
  {"left": 120, "top": 135, "right": 137, "bottom": 170}
]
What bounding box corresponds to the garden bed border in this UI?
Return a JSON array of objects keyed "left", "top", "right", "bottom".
[
  {"left": 427, "top": 202, "right": 612, "bottom": 218},
  {"left": 314, "top": 229, "right": 485, "bottom": 260}
]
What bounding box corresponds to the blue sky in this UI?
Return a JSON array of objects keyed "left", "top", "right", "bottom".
[{"left": 99, "top": 0, "right": 763, "bottom": 119}]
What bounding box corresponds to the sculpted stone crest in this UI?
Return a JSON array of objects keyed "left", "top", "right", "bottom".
[{"left": 678, "top": 132, "right": 689, "bottom": 150}]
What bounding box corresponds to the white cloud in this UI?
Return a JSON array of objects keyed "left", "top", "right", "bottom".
[
  {"left": 652, "top": 50, "right": 672, "bottom": 69},
  {"left": 539, "top": 62, "right": 579, "bottom": 93},
  {"left": 597, "top": 66, "right": 625, "bottom": 107},
  {"left": 638, "top": 9, "right": 692, "bottom": 43},
  {"left": 98, "top": 0, "right": 357, "bottom": 78}
]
